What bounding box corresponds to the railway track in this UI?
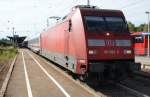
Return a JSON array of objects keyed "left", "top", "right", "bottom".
[
  {"left": 0, "top": 65, "right": 6, "bottom": 73},
  {"left": 63, "top": 71, "right": 150, "bottom": 97},
  {"left": 118, "top": 77, "right": 150, "bottom": 97},
  {"left": 89, "top": 76, "right": 150, "bottom": 97},
  {"left": 116, "top": 83, "right": 149, "bottom": 97},
  {"left": 0, "top": 61, "right": 12, "bottom": 88},
  {"left": 143, "top": 69, "right": 150, "bottom": 73},
  {"left": 135, "top": 71, "right": 150, "bottom": 78},
  {"left": 133, "top": 71, "right": 150, "bottom": 84},
  {"left": 116, "top": 70, "right": 150, "bottom": 97}
]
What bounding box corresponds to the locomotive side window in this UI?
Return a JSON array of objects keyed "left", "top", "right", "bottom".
[
  {"left": 68, "top": 20, "right": 72, "bottom": 32},
  {"left": 84, "top": 16, "right": 106, "bottom": 32},
  {"left": 134, "top": 35, "right": 144, "bottom": 43},
  {"left": 105, "top": 17, "right": 126, "bottom": 32}
]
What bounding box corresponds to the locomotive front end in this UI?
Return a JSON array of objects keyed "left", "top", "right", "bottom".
[{"left": 81, "top": 8, "right": 141, "bottom": 80}]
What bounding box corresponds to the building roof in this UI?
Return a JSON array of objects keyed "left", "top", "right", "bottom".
[{"left": 7, "top": 35, "right": 26, "bottom": 43}]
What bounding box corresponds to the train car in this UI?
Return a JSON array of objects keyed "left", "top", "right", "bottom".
[
  {"left": 132, "top": 32, "right": 150, "bottom": 56},
  {"left": 29, "top": 5, "right": 141, "bottom": 81},
  {"left": 28, "top": 37, "right": 40, "bottom": 53},
  {"left": 22, "top": 41, "right": 28, "bottom": 48}
]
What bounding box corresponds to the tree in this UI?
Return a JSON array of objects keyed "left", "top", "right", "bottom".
[
  {"left": 0, "top": 38, "right": 12, "bottom": 47},
  {"left": 128, "top": 22, "right": 135, "bottom": 33},
  {"left": 136, "top": 23, "right": 150, "bottom": 32},
  {"left": 127, "top": 22, "right": 150, "bottom": 32},
  {"left": 137, "top": 24, "right": 146, "bottom": 32},
  {"left": 143, "top": 24, "right": 150, "bottom": 32}
]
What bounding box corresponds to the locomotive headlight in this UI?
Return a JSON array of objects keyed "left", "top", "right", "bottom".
[
  {"left": 124, "top": 50, "right": 132, "bottom": 54},
  {"left": 89, "top": 50, "right": 97, "bottom": 55},
  {"left": 78, "top": 60, "right": 86, "bottom": 64}
]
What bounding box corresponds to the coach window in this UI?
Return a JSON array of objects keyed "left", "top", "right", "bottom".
[
  {"left": 134, "top": 35, "right": 144, "bottom": 43},
  {"left": 68, "top": 20, "right": 72, "bottom": 32}
]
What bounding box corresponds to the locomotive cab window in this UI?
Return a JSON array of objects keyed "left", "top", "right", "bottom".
[
  {"left": 134, "top": 35, "right": 144, "bottom": 43},
  {"left": 84, "top": 16, "right": 127, "bottom": 33},
  {"left": 84, "top": 16, "right": 106, "bottom": 32},
  {"left": 105, "top": 17, "right": 126, "bottom": 32}
]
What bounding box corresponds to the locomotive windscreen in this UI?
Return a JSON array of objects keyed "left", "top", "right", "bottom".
[{"left": 84, "top": 16, "right": 127, "bottom": 33}]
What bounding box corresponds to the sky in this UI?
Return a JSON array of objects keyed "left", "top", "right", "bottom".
[{"left": 0, "top": 0, "right": 150, "bottom": 39}]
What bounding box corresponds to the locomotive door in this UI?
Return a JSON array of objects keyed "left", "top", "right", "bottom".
[{"left": 64, "top": 20, "right": 72, "bottom": 60}]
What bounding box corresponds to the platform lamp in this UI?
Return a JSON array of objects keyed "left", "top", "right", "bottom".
[{"left": 146, "top": 11, "right": 150, "bottom": 57}]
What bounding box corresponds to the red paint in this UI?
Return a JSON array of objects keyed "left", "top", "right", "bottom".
[
  {"left": 40, "top": 6, "right": 134, "bottom": 74},
  {"left": 132, "top": 32, "right": 150, "bottom": 55}
]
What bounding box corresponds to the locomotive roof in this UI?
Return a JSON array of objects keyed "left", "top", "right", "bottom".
[
  {"left": 62, "top": 5, "right": 123, "bottom": 21},
  {"left": 72, "top": 5, "right": 122, "bottom": 13},
  {"left": 80, "top": 8, "right": 122, "bottom": 13},
  {"left": 46, "top": 5, "right": 124, "bottom": 30}
]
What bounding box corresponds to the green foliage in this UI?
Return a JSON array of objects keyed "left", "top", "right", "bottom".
[
  {"left": 128, "top": 22, "right": 135, "bottom": 32},
  {"left": 0, "top": 48, "right": 18, "bottom": 61},
  {"left": 0, "top": 39, "right": 12, "bottom": 47},
  {"left": 128, "top": 21, "right": 150, "bottom": 33}
]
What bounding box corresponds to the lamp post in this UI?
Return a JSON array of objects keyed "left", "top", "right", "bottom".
[
  {"left": 12, "top": 27, "right": 16, "bottom": 47},
  {"left": 87, "top": 0, "right": 90, "bottom": 6},
  {"left": 146, "top": 11, "right": 150, "bottom": 57},
  {"left": 8, "top": 20, "right": 16, "bottom": 47}
]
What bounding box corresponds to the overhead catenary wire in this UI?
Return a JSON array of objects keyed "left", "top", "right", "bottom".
[
  {"left": 118, "top": 0, "right": 149, "bottom": 23},
  {"left": 120, "top": 0, "right": 144, "bottom": 9}
]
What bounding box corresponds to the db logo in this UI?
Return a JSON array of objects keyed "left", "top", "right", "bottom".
[{"left": 105, "top": 40, "right": 115, "bottom": 46}]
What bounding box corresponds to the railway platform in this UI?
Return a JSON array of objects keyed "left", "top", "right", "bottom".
[
  {"left": 135, "top": 56, "right": 150, "bottom": 69},
  {"left": 4, "top": 49, "right": 94, "bottom": 97}
]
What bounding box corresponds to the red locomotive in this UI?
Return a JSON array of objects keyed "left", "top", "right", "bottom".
[
  {"left": 132, "top": 32, "right": 150, "bottom": 56},
  {"left": 28, "top": 5, "right": 141, "bottom": 81}
]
